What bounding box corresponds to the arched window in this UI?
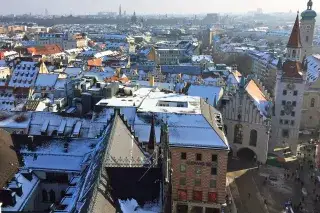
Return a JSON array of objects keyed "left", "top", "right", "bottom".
[
  {"left": 42, "top": 189, "right": 48, "bottom": 202},
  {"left": 249, "top": 129, "right": 258, "bottom": 147},
  {"left": 306, "top": 36, "right": 309, "bottom": 42},
  {"left": 234, "top": 124, "right": 243, "bottom": 144},
  {"left": 49, "top": 190, "right": 56, "bottom": 203},
  {"left": 292, "top": 50, "right": 296, "bottom": 58},
  {"left": 310, "top": 98, "right": 315, "bottom": 107}
]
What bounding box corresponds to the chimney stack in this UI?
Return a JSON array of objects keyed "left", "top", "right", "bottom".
[{"left": 149, "top": 76, "right": 155, "bottom": 87}]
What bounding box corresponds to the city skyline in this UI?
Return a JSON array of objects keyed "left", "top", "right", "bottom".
[{"left": 0, "top": 0, "right": 318, "bottom": 15}]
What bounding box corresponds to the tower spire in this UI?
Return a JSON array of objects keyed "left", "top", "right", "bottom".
[
  {"left": 287, "top": 12, "right": 302, "bottom": 48},
  {"left": 148, "top": 114, "right": 156, "bottom": 151}
]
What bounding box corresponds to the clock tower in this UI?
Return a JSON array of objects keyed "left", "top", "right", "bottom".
[
  {"left": 270, "top": 13, "right": 307, "bottom": 155},
  {"left": 300, "top": 0, "right": 317, "bottom": 59}
]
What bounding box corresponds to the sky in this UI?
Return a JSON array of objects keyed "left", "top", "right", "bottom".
[{"left": 0, "top": 0, "right": 318, "bottom": 15}]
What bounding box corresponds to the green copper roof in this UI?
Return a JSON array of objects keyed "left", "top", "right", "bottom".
[{"left": 301, "top": 9, "right": 317, "bottom": 19}]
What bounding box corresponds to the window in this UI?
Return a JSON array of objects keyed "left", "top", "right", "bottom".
[
  {"left": 212, "top": 154, "right": 218, "bottom": 162},
  {"left": 234, "top": 124, "right": 243, "bottom": 144},
  {"left": 181, "top": 152, "right": 186, "bottom": 160},
  {"left": 280, "top": 110, "right": 285, "bottom": 116},
  {"left": 211, "top": 167, "right": 217, "bottom": 175},
  {"left": 194, "top": 179, "right": 201, "bottom": 186},
  {"left": 179, "top": 177, "right": 186, "bottom": 185},
  {"left": 310, "top": 116, "right": 313, "bottom": 119},
  {"left": 193, "top": 190, "right": 203, "bottom": 201},
  {"left": 284, "top": 120, "right": 289, "bottom": 124},
  {"left": 280, "top": 119, "right": 283, "bottom": 124},
  {"left": 180, "top": 164, "right": 186, "bottom": 173},
  {"left": 249, "top": 129, "right": 258, "bottom": 147},
  {"left": 293, "top": 91, "right": 298, "bottom": 96},
  {"left": 311, "top": 98, "right": 315, "bottom": 107},
  {"left": 291, "top": 111, "right": 295, "bottom": 117},
  {"left": 306, "top": 36, "right": 309, "bottom": 42},
  {"left": 42, "top": 189, "right": 48, "bottom": 202},
  {"left": 292, "top": 101, "right": 296, "bottom": 106},
  {"left": 291, "top": 120, "right": 295, "bottom": 125},
  {"left": 283, "top": 90, "right": 287, "bottom": 95},
  {"left": 292, "top": 50, "right": 296, "bottom": 58},
  {"left": 195, "top": 167, "right": 201, "bottom": 175},
  {"left": 196, "top": 153, "right": 202, "bottom": 161},
  {"left": 208, "top": 192, "right": 218, "bottom": 203},
  {"left": 282, "top": 129, "right": 289, "bottom": 138},
  {"left": 210, "top": 179, "right": 216, "bottom": 188},
  {"left": 178, "top": 189, "right": 187, "bottom": 201},
  {"left": 49, "top": 190, "right": 56, "bottom": 203},
  {"left": 282, "top": 100, "right": 286, "bottom": 105}
]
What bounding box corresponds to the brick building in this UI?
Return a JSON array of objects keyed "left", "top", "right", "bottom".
[{"left": 170, "top": 100, "right": 229, "bottom": 213}]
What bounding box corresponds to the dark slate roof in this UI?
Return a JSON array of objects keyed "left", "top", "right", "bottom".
[{"left": 161, "top": 65, "right": 201, "bottom": 75}]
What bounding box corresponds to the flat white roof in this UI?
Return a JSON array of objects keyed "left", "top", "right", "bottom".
[{"left": 138, "top": 91, "right": 201, "bottom": 114}]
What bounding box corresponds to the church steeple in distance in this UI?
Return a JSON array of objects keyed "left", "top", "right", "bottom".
[{"left": 287, "top": 12, "right": 302, "bottom": 49}]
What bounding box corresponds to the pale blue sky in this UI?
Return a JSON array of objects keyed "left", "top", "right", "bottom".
[{"left": 0, "top": 0, "right": 317, "bottom": 15}]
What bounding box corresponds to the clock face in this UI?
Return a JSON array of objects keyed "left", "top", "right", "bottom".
[
  {"left": 283, "top": 102, "right": 293, "bottom": 115},
  {"left": 287, "top": 83, "right": 295, "bottom": 90}
]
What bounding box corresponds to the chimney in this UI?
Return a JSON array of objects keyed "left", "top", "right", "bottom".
[
  {"left": 149, "top": 75, "right": 155, "bottom": 87},
  {"left": 0, "top": 189, "right": 16, "bottom": 207},
  {"left": 148, "top": 114, "right": 156, "bottom": 152}
]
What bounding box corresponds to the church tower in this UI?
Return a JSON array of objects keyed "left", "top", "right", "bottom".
[
  {"left": 300, "top": 0, "right": 317, "bottom": 59},
  {"left": 271, "top": 13, "right": 306, "bottom": 155}
]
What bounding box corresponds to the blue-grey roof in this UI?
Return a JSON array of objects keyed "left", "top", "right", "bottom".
[
  {"left": 161, "top": 65, "right": 201, "bottom": 75},
  {"left": 187, "top": 85, "right": 223, "bottom": 106},
  {"left": 301, "top": 9, "right": 317, "bottom": 19}
]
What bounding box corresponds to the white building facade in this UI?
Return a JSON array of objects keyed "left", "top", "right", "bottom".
[{"left": 270, "top": 14, "right": 306, "bottom": 154}]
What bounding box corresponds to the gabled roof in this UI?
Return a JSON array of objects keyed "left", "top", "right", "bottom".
[
  {"left": 245, "top": 80, "right": 270, "bottom": 118},
  {"left": 287, "top": 14, "right": 302, "bottom": 48},
  {"left": 27, "top": 44, "right": 63, "bottom": 56}
]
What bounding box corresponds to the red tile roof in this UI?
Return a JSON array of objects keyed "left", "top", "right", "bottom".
[
  {"left": 27, "top": 44, "right": 63, "bottom": 56},
  {"left": 282, "top": 60, "right": 303, "bottom": 79},
  {"left": 287, "top": 14, "right": 302, "bottom": 48}
]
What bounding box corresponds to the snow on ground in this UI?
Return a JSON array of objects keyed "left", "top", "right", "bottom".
[{"left": 119, "top": 199, "right": 161, "bottom": 213}]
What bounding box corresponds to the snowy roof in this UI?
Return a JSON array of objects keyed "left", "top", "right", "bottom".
[
  {"left": 8, "top": 62, "right": 39, "bottom": 88},
  {"left": 84, "top": 71, "right": 114, "bottom": 82},
  {"left": 306, "top": 54, "right": 320, "bottom": 83},
  {"left": 138, "top": 91, "right": 201, "bottom": 114},
  {"left": 96, "top": 87, "right": 153, "bottom": 107},
  {"left": 0, "top": 112, "right": 31, "bottom": 129},
  {"left": 131, "top": 80, "right": 173, "bottom": 90},
  {"left": 245, "top": 80, "right": 269, "bottom": 118},
  {"left": 28, "top": 112, "right": 109, "bottom": 138},
  {"left": 35, "top": 74, "right": 59, "bottom": 87},
  {"left": 187, "top": 85, "right": 223, "bottom": 106},
  {"left": 54, "top": 79, "right": 67, "bottom": 90},
  {"left": 22, "top": 154, "right": 84, "bottom": 172},
  {"left": 64, "top": 67, "right": 82, "bottom": 77},
  {"left": 134, "top": 100, "right": 228, "bottom": 149},
  {"left": 2, "top": 173, "right": 40, "bottom": 211},
  {"left": 192, "top": 55, "right": 213, "bottom": 63}
]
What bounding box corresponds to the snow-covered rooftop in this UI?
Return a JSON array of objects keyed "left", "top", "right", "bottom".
[
  {"left": 96, "top": 87, "right": 153, "bottom": 107},
  {"left": 138, "top": 91, "right": 201, "bottom": 114},
  {"left": 245, "top": 80, "right": 269, "bottom": 118},
  {"left": 2, "top": 173, "right": 40, "bottom": 211},
  {"left": 187, "top": 85, "right": 223, "bottom": 106},
  {"left": 35, "top": 73, "right": 59, "bottom": 88}
]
